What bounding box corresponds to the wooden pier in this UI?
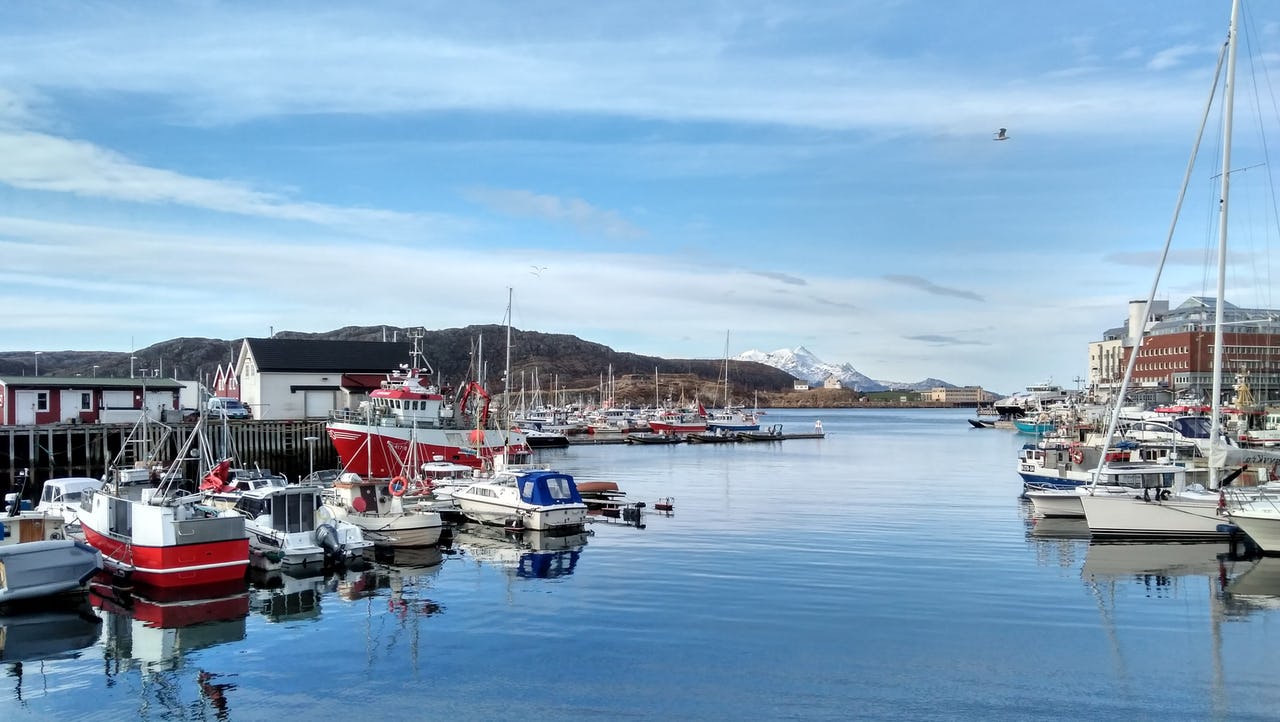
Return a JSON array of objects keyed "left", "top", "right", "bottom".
[{"left": 1, "top": 420, "right": 337, "bottom": 489}]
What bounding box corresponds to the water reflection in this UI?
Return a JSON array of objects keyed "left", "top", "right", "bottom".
[
  {"left": 1226, "top": 557, "right": 1280, "bottom": 613},
  {"left": 89, "top": 578, "right": 249, "bottom": 720},
  {"left": 1082, "top": 543, "right": 1231, "bottom": 596},
  {"left": 446, "top": 523, "right": 588, "bottom": 579},
  {"left": 0, "top": 599, "right": 101, "bottom": 664}
]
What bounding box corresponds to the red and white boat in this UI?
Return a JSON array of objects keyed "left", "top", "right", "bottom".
[
  {"left": 646, "top": 405, "right": 709, "bottom": 435},
  {"left": 78, "top": 418, "right": 250, "bottom": 589},
  {"left": 327, "top": 340, "right": 530, "bottom": 477}
]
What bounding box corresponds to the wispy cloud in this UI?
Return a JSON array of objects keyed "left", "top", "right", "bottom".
[
  {"left": 882, "top": 275, "right": 984, "bottom": 302},
  {"left": 748, "top": 270, "right": 807, "bottom": 286},
  {"left": 0, "top": 130, "right": 451, "bottom": 234},
  {"left": 464, "top": 187, "right": 644, "bottom": 239},
  {"left": 1147, "top": 43, "right": 1203, "bottom": 71},
  {"left": 0, "top": 4, "right": 1214, "bottom": 137},
  {"left": 904, "top": 334, "right": 988, "bottom": 346}
]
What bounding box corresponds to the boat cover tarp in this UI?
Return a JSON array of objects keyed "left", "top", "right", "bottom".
[{"left": 517, "top": 471, "right": 584, "bottom": 506}]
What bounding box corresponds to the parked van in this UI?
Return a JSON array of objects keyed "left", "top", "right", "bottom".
[{"left": 206, "top": 397, "right": 252, "bottom": 419}]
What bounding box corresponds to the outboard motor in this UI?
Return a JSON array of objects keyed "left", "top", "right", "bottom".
[{"left": 316, "top": 522, "right": 343, "bottom": 561}]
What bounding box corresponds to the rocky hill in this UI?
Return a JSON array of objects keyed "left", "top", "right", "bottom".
[{"left": 0, "top": 326, "right": 800, "bottom": 406}]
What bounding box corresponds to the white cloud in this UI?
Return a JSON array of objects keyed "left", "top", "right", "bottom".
[
  {"left": 0, "top": 130, "right": 458, "bottom": 236},
  {"left": 464, "top": 187, "right": 644, "bottom": 239}
]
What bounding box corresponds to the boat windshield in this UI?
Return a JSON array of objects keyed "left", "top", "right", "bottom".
[{"left": 1171, "top": 416, "right": 1212, "bottom": 439}]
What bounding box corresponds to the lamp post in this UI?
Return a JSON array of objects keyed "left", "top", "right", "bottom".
[
  {"left": 304, "top": 436, "right": 319, "bottom": 481},
  {"left": 130, "top": 356, "right": 137, "bottom": 379},
  {"left": 34, "top": 351, "right": 42, "bottom": 376}
]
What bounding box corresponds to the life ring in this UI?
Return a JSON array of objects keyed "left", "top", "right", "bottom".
[
  {"left": 388, "top": 476, "right": 408, "bottom": 497},
  {"left": 1069, "top": 445, "right": 1084, "bottom": 465}
]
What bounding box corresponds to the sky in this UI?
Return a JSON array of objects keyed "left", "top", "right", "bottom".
[{"left": 3, "top": 1, "right": 1280, "bottom": 392}]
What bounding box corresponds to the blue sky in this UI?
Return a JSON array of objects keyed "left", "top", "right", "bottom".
[{"left": 3, "top": 1, "right": 1279, "bottom": 392}]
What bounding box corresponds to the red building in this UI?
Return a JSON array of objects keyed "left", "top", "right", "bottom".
[{"left": 0, "top": 376, "right": 182, "bottom": 426}]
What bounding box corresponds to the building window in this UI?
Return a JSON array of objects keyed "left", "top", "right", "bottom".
[
  {"left": 36, "top": 392, "right": 49, "bottom": 411},
  {"left": 81, "top": 392, "right": 91, "bottom": 410}
]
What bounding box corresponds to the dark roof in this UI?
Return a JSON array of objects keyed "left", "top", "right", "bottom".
[
  {"left": 0, "top": 376, "right": 183, "bottom": 389},
  {"left": 244, "top": 338, "right": 413, "bottom": 373}
]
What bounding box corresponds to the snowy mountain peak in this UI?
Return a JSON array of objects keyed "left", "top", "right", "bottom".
[{"left": 735, "top": 347, "right": 954, "bottom": 393}]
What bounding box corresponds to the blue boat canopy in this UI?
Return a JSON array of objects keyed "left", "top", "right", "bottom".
[{"left": 517, "top": 470, "right": 584, "bottom": 506}]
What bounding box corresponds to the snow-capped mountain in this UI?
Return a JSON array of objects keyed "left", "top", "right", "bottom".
[{"left": 736, "top": 346, "right": 955, "bottom": 392}]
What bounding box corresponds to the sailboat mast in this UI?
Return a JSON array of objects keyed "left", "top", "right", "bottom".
[{"left": 1210, "top": 0, "right": 1241, "bottom": 488}]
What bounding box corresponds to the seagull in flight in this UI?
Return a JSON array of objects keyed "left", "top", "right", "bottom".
[
  {"left": 993, "top": 128, "right": 1009, "bottom": 141},
  {"left": 529, "top": 265, "right": 548, "bottom": 277}
]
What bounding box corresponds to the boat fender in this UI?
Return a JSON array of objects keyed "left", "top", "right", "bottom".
[{"left": 388, "top": 477, "right": 408, "bottom": 497}]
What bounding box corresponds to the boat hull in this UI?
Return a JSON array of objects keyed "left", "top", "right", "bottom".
[
  {"left": 453, "top": 496, "right": 587, "bottom": 532},
  {"left": 0, "top": 540, "right": 102, "bottom": 604},
  {"left": 327, "top": 421, "right": 530, "bottom": 477},
  {"left": 1227, "top": 508, "right": 1280, "bottom": 553},
  {"left": 81, "top": 525, "right": 249, "bottom": 587},
  {"left": 342, "top": 513, "right": 443, "bottom": 547},
  {"left": 1079, "top": 495, "right": 1229, "bottom": 541}
]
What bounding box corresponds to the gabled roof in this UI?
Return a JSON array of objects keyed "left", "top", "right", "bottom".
[
  {"left": 0, "top": 377, "right": 183, "bottom": 389},
  {"left": 242, "top": 338, "right": 414, "bottom": 373}
]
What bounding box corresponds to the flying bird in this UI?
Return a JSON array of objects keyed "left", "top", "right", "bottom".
[
  {"left": 993, "top": 128, "right": 1009, "bottom": 141},
  {"left": 529, "top": 265, "right": 548, "bottom": 277}
]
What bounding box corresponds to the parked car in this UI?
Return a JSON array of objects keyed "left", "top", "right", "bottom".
[{"left": 206, "top": 397, "right": 252, "bottom": 419}]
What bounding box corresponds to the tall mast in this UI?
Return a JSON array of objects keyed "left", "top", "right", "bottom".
[{"left": 1210, "top": 0, "right": 1241, "bottom": 488}]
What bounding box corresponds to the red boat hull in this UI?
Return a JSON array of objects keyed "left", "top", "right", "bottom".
[
  {"left": 82, "top": 525, "right": 249, "bottom": 589},
  {"left": 327, "top": 423, "right": 531, "bottom": 477}
]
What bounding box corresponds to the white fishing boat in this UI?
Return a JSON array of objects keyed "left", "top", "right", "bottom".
[
  {"left": 230, "top": 484, "right": 373, "bottom": 571},
  {"left": 320, "top": 473, "right": 444, "bottom": 548},
  {"left": 451, "top": 468, "right": 588, "bottom": 532}
]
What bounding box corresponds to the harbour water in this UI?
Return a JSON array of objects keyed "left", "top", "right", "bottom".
[{"left": 7, "top": 408, "right": 1280, "bottom": 720}]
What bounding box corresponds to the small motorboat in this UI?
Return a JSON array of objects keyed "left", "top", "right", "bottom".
[{"left": 0, "top": 538, "right": 102, "bottom": 605}]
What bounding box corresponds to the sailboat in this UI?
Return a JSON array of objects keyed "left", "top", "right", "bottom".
[
  {"left": 704, "top": 331, "right": 761, "bottom": 434},
  {"left": 1079, "top": 0, "right": 1261, "bottom": 540}
]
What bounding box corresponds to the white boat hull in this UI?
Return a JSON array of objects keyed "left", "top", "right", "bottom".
[
  {"left": 1079, "top": 494, "right": 1229, "bottom": 540},
  {"left": 340, "top": 512, "right": 443, "bottom": 547},
  {"left": 453, "top": 496, "right": 587, "bottom": 532},
  {"left": 1227, "top": 506, "right": 1280, "bottom": 553}
]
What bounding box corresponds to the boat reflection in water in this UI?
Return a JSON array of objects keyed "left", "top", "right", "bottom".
[
  {"left": 89, "top": 576, "right": 249, "bottom": 719},
  {"left": 0, "top": 600, "right": 101, "bottom": 664},
  {"left": 1226, "top": 557, "right": 1280, "bottom": 613},
  {"left": 446, "top": 522, "right": 588, "bottom": 579},
  {"left": 1, "top": 599, "right": 102, "bottom": 705},
  {"left": 1082, "top": 542, "right": 1231, "bottom": 594}
]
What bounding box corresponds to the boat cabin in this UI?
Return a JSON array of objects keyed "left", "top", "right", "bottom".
[{"left": 233, "top": 487, "right": 322, "bottom": 534}]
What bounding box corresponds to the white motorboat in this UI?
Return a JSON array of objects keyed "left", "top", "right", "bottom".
[
  {"left": 36, "top": 477, "right": 102, "bottom": 528},
  {"left": 321, "top": 473, "right": 444, "bottom": 548},
  {"left": 231, "top": 485, "right": 373, "bottom": 571},
  {"left": 452, "top": 469, "right": 588, "bottom": 532}
]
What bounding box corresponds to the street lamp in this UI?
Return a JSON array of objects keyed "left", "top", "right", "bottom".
[
  {"left": 34, "top": 351, "right": 42, "bottom": 376},
  {"left": 303, "top": 436, "right": 319, "bottom": 482}
]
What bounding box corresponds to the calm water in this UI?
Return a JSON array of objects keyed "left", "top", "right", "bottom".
[{"left": 7, "top": 408, "right": 1280, "bottom": 720}]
